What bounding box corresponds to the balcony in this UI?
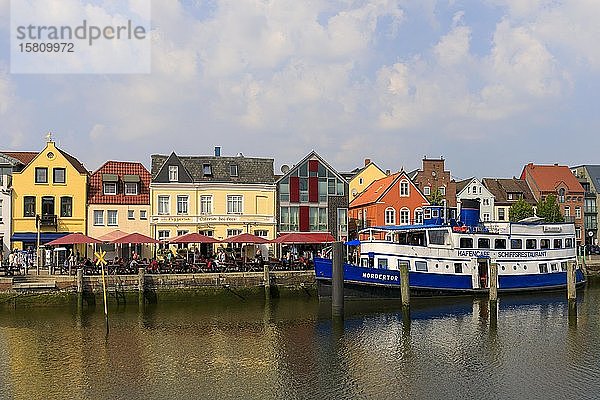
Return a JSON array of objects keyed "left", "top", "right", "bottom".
[{"left": 38, "top": 214, "right": 57, "bottom": 227}]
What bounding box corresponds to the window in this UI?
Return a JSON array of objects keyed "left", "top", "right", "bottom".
[
  {"left": 508, "top": 193, "right": 513, "bottom": 200},
  {"left": 483, "top": 199, "right": 490, "bottom": 206},
  {"left": 378, "top": 258, "right": 388, "bottom": 269},
  {"left": 564, "top": 206, "right": 570, "bottom": 217},
  {"left": 169, "top": 166, "right": 178, "bottom": 182},
  {"left": 439, "top": 186, "right": 446, "bottom": 195},
  {"left": 400, "top": 180, "right": 409, "bottom": 196},
  {"left": 299, "top": 178, "right": 308, "bottom": 202},
  {"left": 424, "top": 186, "right": 430, "bottom": 196},
  {"left": 429, "top": 230, "right": 447, "bottom": 245},
  {"left": 565, "top": 238, "right": 574, "bottom": 248},
  {"left": 158, "top": 195, "right": 170, "bottom": 215},
  {"left": 337, "top": 208, "right": 348, "bottom": 236},
  {"left": 510, "top": 239, "right": 522, "bottom": 249},
  {"left": 158, "top": 230, "right": 170, "bottom": 242},
  {"left": 358, "top": 177, "right": 363, "bottom": 185},
  {"left": 227, "top": 195, "right": 243, "bottom": 214},
  {"left": 540, "top": 239, "right": 550, "bottom": 249},
  {"left": 558, "top": 188, "right": 565, "bottom": 203},
  {"left": 227, "top": 229, "right": 242, "bottom": 237},
  {"left": 554, "top": 239, "right": 562, "bottom": 249},
  {"left": 561, "top": 261, "right": 567, "bottom": 272},
  {"left": 199, "top": 230, "right": 214, "bottom": 237},
  {"left": 177, "top": 195, "right": 189, "bottom": 215},
  {"left": 454, "top": 263, "right": 463, "bottom": 273},
  {"left": 498, "top": 208, "right": 505, "bottom": 221},
  {"left": 414, "top": 208, "right": 423, "bottom": 224},
  {"left": 200, "top": 195, "right": 212, "bottom": 214},
  {"left": 93, "top": 210, "right": 104, "bottom": 226},
  {"left": 107, "top": 210, "right": 118, "bottom": 226},
  {"left": 384, "top": 207, "right": 396, "bottom": 225},
  {"left": 478, "top": 238, "right": 490, "bottom": 249},
  {"left": 319, "top": 208, "right": 328, "bottom": 231},
  {"left": 483, "top": 213, "right": 490, "bottom": 222},
  {"left": 103, "top": 182, "right": 117, "bottom": 195},
  {"left": 60, "top": 197, "right": 72, "bottom": 217},
  {"left": 128, "top": 210, "right": 135, "bottom": 220},
  {"left": 576, "top": 227, "right": 581, "bottom": 239},
  {"left": 539, "top": 263, "right": 548, "bottom": 273},
  {"left": 400, "top": 208, "right": 410, "bottom": 225},
  {"left": 460, "top": 238, "right": 473, "bottom": 248},
  {"left": 124, "top": 182, "right": 138, "bottom": 195},
  {"left": 415, "top": 261, "right": 428, "bottom": 271},
  {"left": 203, "top": 164, "right": 212, "bottom": 176},
  {"left": 309, "top": 207, "right": 319, "bottom": 231},
  {"left": 551, "top": 263, "right": 558, "bottom": 272},
  {"left": 526, "top": 239, "right": 536, "bottom": 249},
  {"left": 494, "top": 239, "right": 506, "bottom": 249},
  {"left": 575, "top": 207, "right": 581, "bottom": 219},
  {"left": 35, "top": 167, "right": 48, "bottom": 184},
  {"left": 230, "top": 165, "right": 238, "bottom": 177},
  {"left": 254, "top": 230, "right": 268, "bottom": 238},
  {"left": 24, "top": 196, "right": 36, "bottom": 217},
  {"left": 318, "top": 179, "right": 327, "bottom": 202},
  {"left": 140, "top": 210, "right": 147, "bottom": 220},
  {"left": 53, "top": 168, "right": 66, "bottom": 184}
]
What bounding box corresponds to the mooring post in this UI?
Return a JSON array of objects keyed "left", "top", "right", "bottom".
[
  {"left": 76, "top": 268, "right": 84, "bottom": 294},
  {"left": 331, "top": 241, "right": 344, "bottom": 318},
  {"left": 399, "top": 261, "right": 410, "bottom": 308},
  {"left": 567, "top": 260, "right": 577, "bottom": 320},
  {"left": 489, "top": 262, "right": 498, "bottom": 302},
  {"left": 263, "top": 263, "right": 271, "bottom": 299}
]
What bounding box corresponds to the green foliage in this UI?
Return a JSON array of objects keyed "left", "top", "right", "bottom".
[
  {"left": 428, "top": 188, "right": 444, "bottom": 206},
  {"left": 536, "top": 194, "right": 564, "bottom": 222},
  {"left": 509, "top": 198, "right": 535, "bottom": 222}
]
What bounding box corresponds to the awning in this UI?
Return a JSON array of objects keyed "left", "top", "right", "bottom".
[
  {"left": 123, "top": 174, "right": 140, "bottom": 182},
  {"left": 272, "top": 232, "right": 336, "bottom": 244},
  {"left": 102, "top": 173, "right": 118, "bottom": 182},
  {"left": 345, "top": 239, "right": 361, "bottom": 246},
  {"left": 11, "top": 232, "right": 69, "bottom": 244}
]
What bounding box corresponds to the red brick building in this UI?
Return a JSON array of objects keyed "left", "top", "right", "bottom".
[{"left": 409, "top": 157, "right": 457, "bottom": 220}]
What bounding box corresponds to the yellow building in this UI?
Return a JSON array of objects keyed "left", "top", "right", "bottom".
[
  {"left": 347, "top": 159, "right": 387, "bottom": 202},
  {"left": 150, "top": 151, "right": 276, "bottom": 256},
  {"left": 11, "top": 138, "right": 88, "bottom": 250}
]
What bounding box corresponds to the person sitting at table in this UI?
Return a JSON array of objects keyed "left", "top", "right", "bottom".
[{"left": 149, "top": 259, "right": 159, "bottom": 273}]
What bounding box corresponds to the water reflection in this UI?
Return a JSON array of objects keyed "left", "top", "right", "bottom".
[{"left": 0, "top": 284, "right": 600, "bottom": 399}]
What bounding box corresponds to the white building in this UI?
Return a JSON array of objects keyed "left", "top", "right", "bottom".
[{"left": 456, "top": 177, "right": 495, "bottom": 222}]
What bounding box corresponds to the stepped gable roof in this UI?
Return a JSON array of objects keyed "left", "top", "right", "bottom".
[
  {"left": 152, "top": 152, "right": 275, "bottom": 184},
  {"left": 350, "top": 173, "right": 401, "bottom": 208},
  {"left": 0, "top": 151, "right": 38, "bottom": 166},
  {"left": 88, "top": 161, "right": 151, "bottom": 205},
  {"left": 521, "top": 163, "right": 583, "bottom": 193},
  {"left": 482, "top": 178, "right": 536, "bottom": 205}
]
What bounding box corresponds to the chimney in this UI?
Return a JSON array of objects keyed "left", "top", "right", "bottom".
[
  {"left": 214, "top": 146, "right": 221, "bottom": 157},
  {"left": 364, "top": 158, "right": 371, "bottom": 166},
  {"left": 386, "top": 169, "right": 391, "bottom": 176}
]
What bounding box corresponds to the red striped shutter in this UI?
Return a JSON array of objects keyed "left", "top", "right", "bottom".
[
  {"left": 290, "top": 176, "right": 299, "bottom": 202},
  {"left": 309, "top": 177, "right": 318, "bottom": 202},
  {"left": 299, "top": 206, "right": 309, "bottom": 231}
]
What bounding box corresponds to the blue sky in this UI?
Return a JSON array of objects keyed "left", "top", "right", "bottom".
[{"left": 1, "top": 0, "right": 599, "bottom": 180}]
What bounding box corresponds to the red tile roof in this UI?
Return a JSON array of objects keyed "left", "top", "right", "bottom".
[
  {"left": 88, "top": 161, "right": 151, "bottom": 205},
  {"left": 521, "top": 163, "right": 584, "bottom": 193},
  {"left": 350, "top": 173, "right": 400, "bottom": 207},
  {"left": 1, "top": 151, "right": 38, "bottom": 165}
]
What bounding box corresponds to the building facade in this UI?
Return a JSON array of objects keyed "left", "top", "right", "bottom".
[
  {"left": 482, "top": 178, "right": 537, "bottom": 222},
  {"left": 349, "top": 171, "right": 429, "bottom": 232},
  {"left": 276, "top": 151, "right": 349, "bottom": 240},
  {"left": 0, "top": 152, "right": 37, "bottom": 260},
  {"left": 409, "top": 157, "right": 457, "bottom": 220},
  {"left": 456, "top": 178, "right": 495, "bottom": 222},
  {"left": 521, "top": 163, "right": 585, "bottom": 244},
  {"left": 570, "top": 165, "right": 599, "bottom": 246},
  {"left": 344, "top": 159, "right": 387, "bottom": 202},
  {"left": 88, "top": 161, "right": 152, "bottom": 258},
  {"left": 10, "top": 139, "right": 88, "bottom": 251},
  {"left": 151, "top": 150, "right": 276, "bottom": 253}
]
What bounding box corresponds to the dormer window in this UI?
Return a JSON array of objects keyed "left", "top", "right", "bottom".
[
  {"left": 203, "top": 163, "right": 212, "bottom": 176},
  {"left": 124, "top": 182, "right": 138, "bottom": 195},
  {"left": 103, "top": 182, "right": 117, "bottom": 195},
  {"left": 169, "top": 166, "right": 178, "bottom": 182},
  {"left": 230, "top": 164, "right": 238, "bottom": 177}
]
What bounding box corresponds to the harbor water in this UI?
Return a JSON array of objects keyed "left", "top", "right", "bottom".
[{"left": 1, "top": 281, "right": 600, "bottom": 399}]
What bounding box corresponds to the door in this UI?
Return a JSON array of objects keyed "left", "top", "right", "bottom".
[
  {"left": 477, "top": 259, "right": 489, "bottom": 289},
  {"left": 41, "top": 196, "right": 55, "bottom": 216}
]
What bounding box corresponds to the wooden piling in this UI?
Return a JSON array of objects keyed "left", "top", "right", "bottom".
[
  {"left": 399, "top": 261, "right": 410, "bottom": 308},
  {"left": 263, "top": 263, "right": 271, "bottom": 299},
  {"left": 331, "top": 241, "right": 344, "bottom": 318},
  {"left": 567, "top": 261, "right": 576, "bottom": 301},
  {"left": 76, "top": 268, "right": 83, "bottom": 294},
  {"left": 138, "top": 267, "right": 145, "bottom": 293},
  {"left": 489, "top": 262, "right": 498, "bottom": 302}
]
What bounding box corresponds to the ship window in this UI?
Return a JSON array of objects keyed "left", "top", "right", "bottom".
[
  {"left": 501, "top": 265, "right": 505, "bottom": 271},
  {"left": 540, "top": 239, "right": 550, "bottom": 249},
  {"left": 378, "top": 258, "right": 388, "bottom": 269},
  {"left": 554, "top": 239, "right": 562, "bottom": 249},
  {"left": 460, "top": 237, "right": 473, "bottom": 248},
  {"left": 539, "top": 263, "right": 548, "bottom": 273},
  {"left": 454, "top": 263, "right": 463, "bottom": 273},
  {"left": 551, "top": 263, "right": 558, "bottom": 272},
  {"left": 565, "top": 238, "right": 574, "bottom": 248},
  {"left": 360, "top": 258, "right": 369, "bottom": 267},
  {"left": 510, "top": 239, "right": 522, "bottom": 249},
  {"left": 494, "top": 239, "right": 506, "bottom": 249},
  {"left": 523, "top": 265, "right": 527, "bottom": 270},
  {"left": 429, "top": 230, "right": 447, "bottom": 245},
  {"left": 415, "top": 261, "right": 428, "bottom": 272},
  {"left": 478, "top": 238, "right": 490, "bottom": 249},
  {"left": 561, "top": 262, "right": 567, "bottom": 271},
  {"left": 513, "top": 265, "right": 517, "bottom": 271},
  {"left": 526, "top": 239, "right": 536, "bottom": 249},
  {"left": 398, "top": 260, "right": 410, "bottom": 271}
]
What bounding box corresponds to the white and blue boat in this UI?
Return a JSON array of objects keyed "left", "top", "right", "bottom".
[{"left": 315, "top": 204, "right": 585, "bottom": 298}]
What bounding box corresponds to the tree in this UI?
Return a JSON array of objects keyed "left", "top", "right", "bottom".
[
  {"left": 509, "top": 198, "right": 534, "bottom": 222},
  {"left": 428, "top": 189, "right": 444, "bottom": 206},
  {"left": 536, "top": 194, "right": 564, "bottom": 222}
]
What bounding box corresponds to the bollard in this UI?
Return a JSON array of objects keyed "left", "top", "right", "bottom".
[
  {"left": 76, "top": 268, "right": 84, "bottom": 294},
  {"left": 567, "top": 261, "right": 577, "bottom": 321},
  {"left": 489, "top": 262, "right": 498, "bottom": 302},
  {"left": 331, "top": 241, "right": 344, "bottom": 318}
]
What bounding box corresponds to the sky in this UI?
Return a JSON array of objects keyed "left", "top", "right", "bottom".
[{"left": 1, "top": 0, "right": 600, "bottom": 181}]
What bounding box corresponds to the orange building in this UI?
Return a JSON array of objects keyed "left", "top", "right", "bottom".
[{"left": 349, "top": 172, "right": 429, "bottom": 236}]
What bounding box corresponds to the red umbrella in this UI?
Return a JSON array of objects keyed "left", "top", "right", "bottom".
[
  {"left": 46, "top": 232, "right": 102, "bottom": 246},
  {"left": 271, "top": 232, "right": 335, "bottom": 244},
  {"left": 111, "top": 232, "right": 160, "bottom": 244},
  {"left": 169, "top": 232, "right": 219, "bottom": 244},
  {"left": 222, "top": 232, "right": 269, "bottom": 244},
  {"left": 97, "top": 230, "right": 129, "bottom": 242}
]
